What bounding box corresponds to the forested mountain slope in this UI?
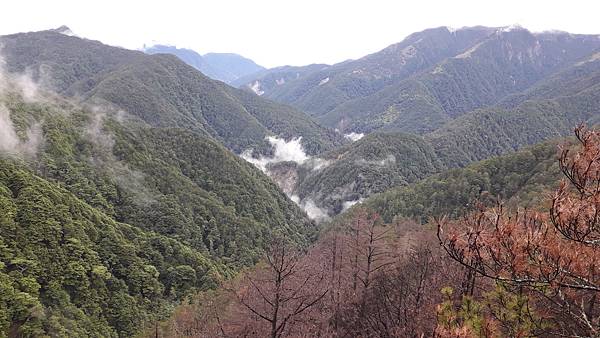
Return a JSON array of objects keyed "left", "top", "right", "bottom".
[
  {"left": 240, "top": 26, "right": 495, "bottom": 117},
  {"left": 499, "top": 49, "right": 600, "bottom": 108},
  {"left": 265, "top": 37, "right": 600, "bottom": 216},
  {"left": 0, "top": 85, "right": 316, "bottom": 336},
  {"left": 255, "top": 112, "right": 595, "bottom": 223},
  {"left": 0, "top": 30, "right": 342, "bottom": 154},
  {"left": 0, "top": 159, "right": 223, "bottom": 337},
  {"left": 427, "top": 51, "right": 600, "bottom": 166},
  {"left": 363, "top": 139, "right": 563, "bottom": 223},
  {"left": 322, "top": 27, "right": 600, "bottom": 133},
  {"left": 232, "top": 63, "right": 330, "bottom": 96},
  {"left": 291, "top": 133, "right": 444, "bottom": 214},
  {"left": 1, "top": 25, "right": 598, "bottom": 337},
  {"left": 239, "top": 26, "right": 600, "bottom": 136},
  {"left": 282, "top": 94, "right": 596, "bottom": 219}
]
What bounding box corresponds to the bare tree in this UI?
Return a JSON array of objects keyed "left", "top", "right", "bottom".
[
  {"left": 233, "top": 239, "right": 329, "bottom": 338},
  {"left": 347, "top": 209, "right": 394, "bottom": 291}
]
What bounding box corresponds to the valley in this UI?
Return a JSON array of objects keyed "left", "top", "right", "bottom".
[{"left": 0, "top": 14, "right": 599, "bottom": 338}]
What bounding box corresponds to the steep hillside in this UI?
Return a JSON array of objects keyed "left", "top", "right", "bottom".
[
  {"left": 499, "top": 49, "right": 600, "bottom": 108},
  {"left": 240, "top": 26, "right": 495, "bottom": 115},
  {"left": 292, "top": 133, "right": 444, "bottom": 214},
  {"left": 363, "top": 139, "right": 563, "bottom": 223},
  {"left": 233, "top": 63, "right": 330, "bottom": 95},
  {"left": 323, "top": 27, "right": 600, "bottom": 133},
  {"left": 237, "top": 26, "right": 600, "bottom": 136},
  {"left": 0, "top": 86, "right": 316, "bottom": 336},
  {"left": 203, "top": 52, "right": 265, "bottom": 83},
  {"left": 427, "top": 52, "right": 600, "bottom": 167},
  {"left": 278, "top": 86, "right": 598, "bottom": 219},
  {"left": 0, "top": 159, "right": 223, "bottom": 337},
  {"left": 258, "top": 35, "right": 600, "bottom": 217},
  {"left": 5, "top": 91, "right": 315, "bottom": 259},
  {"left": 0, "top": 29, "right": 342, "bottom": 154}
]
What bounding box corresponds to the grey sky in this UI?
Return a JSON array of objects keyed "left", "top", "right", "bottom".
[{"left": 1, "top": 0, "right": 598, "bottom": 68}]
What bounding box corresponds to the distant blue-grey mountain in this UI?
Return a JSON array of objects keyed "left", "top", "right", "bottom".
[{"left": 144, "top": 45, "right": 265, "bottom": 83}]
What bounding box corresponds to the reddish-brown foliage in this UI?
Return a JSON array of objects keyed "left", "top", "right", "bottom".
[
  {"left": 438, "top": 126, "right": 600, "bottom": 336},
  {"left": 154, "top": 209, "right": 461, "bottom": 337}
]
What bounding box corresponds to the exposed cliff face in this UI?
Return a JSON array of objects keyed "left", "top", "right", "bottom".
[{"left": 266, "top": 161, "right": 300, "bottom": 196}]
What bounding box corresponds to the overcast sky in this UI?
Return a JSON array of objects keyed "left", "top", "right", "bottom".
[{"left": 1, "top": 0, "right": 599, "bottom": 68}]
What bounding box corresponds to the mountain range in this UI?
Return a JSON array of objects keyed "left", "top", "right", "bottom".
[
  {"left": 1, "top": 24, "right": 600, "bottom": 337},
  {"left": 239, "top": 26, "right": 600, "bottom": 134},
  {"left": 0, "top": 68, "right": 317, "bottom": 335},
  {"left": 0, "top": 30, "right": 343, "bottom": 155},
  {"left": 231, "top": 26, "right": 600, "bottom": 217},
  {"left": 143, "top": 44, "right": 265, "bottom": 84}
]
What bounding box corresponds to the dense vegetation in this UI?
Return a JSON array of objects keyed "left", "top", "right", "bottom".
[
  {"left": 240, "top": 26, "right": 495, "bottom": 117},
  {"left": 325, "top": 28, "right": 600, "bottom": 134},
  {"left": 155, "top": 128, "right": 599, "bottom": 338},
  {"left": 0, "top": 159, "right": 223, "bottom": 337},
  {"left": 293, "top": 132, "right": 445, "bottom": 213},
  {"left": 427, "top": 52, "right": 600, "bottom": 167},
  {"left": 364, "top": 139, "right": 563, "bottom": 223},
  {"left": 0, "top": 90, "right": 315, "bottom": 336},
  {"left": 284, "top": 128, "right": 570, "bottom": 219},
  {"left": 2, "top": 25, "right": 600, "bottom": 338},
  {"left": 435, "top": 126, "right": 600, "bottom": 336},
  {"left": 281, "top": 48, "right": 599, "bottom": 215},
  {"left": 229, "top": 27, "right": 600, "bottom": 220},
  {"left": 0, "top": 30, "right": 343, "bottom": 155},
  {"left": 239, "top": 26, "right": 600, "bottom": 137}
]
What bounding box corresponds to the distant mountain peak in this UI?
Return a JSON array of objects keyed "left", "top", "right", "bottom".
[
  {"left": 143, "top": 45, "right": 264, "bottom": 83},
  {"left": 50, "top": 25, "right": 75, "bottom": 36},
  {"left": 445, "top": 26, "right": 461, "bottom": 33},
  {"left": 499, "top": 24, "right": 527, "bottom": 33}
]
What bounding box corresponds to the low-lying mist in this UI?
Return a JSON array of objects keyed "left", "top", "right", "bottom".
[
  {"left": 0, "top": 54, "right": 45, "bottom": 157},
  {"left": 344, "top": 132, "right": 364, "bottom": 141},
  {"left": 241, "top": 136, "right": 333, "bottom": 221},
  {"left": 240, "top": 135, "right": 369, "bottom": 222},
  {"left": 241, "top": 136, "right": 309, "bottom": 172},
  {"left": 0, "top": 108, "right": 43, "bottom": 158}
]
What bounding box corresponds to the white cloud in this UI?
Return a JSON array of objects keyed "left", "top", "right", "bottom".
[
  {"left": 0, "top": 105, "right": 19, "bottom": 152},
  {"left": 241, "top": 136, "right": 309, "bottom": 172},
  {"left": 268, "top": 136, "right": 308, "bottom": 163},
  {"left": 0, "top": 54, "right": 45, "bottom": 156},
  {"left": 0, "top": 104, "right": 43, "bottom": 157},
  {"left": 342, "top": 198, "right": 364, "bottom": 212},
  {"left": 85, "top": 112, "right": 115, "bottom": 150},
  {"left": 241, "top": 137, "right": 332, "bottom": 222},
  {"left": 308, "top": 157, "right": 330, "bottom": 171},
  {"left": 0, "top": 53, "right": 42, "bottom": 102},
  {"left": 249, "top": 80, "right": 264, "bottom": 96},
  {"left": 302, "top": 199, "right": 330, "bottom": 222},
  {"left": 242, "top": 135, "right": 333, "bottom": 174},
  {"left": 13, "top": 73, "right": 39, "bottom": 102},
  {"left": 290, "top": 195, "right": 330, "bottom": 222},
  {"left": 344, "top": 132, "right": 364, "bottom": 142}
]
